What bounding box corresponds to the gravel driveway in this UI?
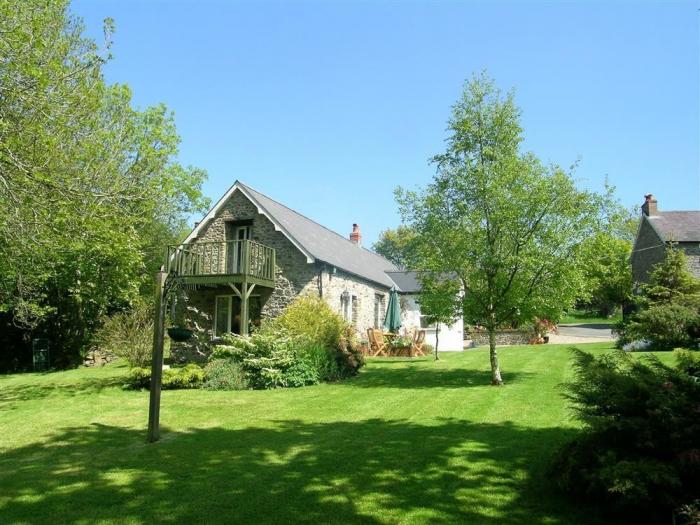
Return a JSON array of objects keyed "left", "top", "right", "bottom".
[{"left": 548, "top": 323, "right": 616, "bottom": 344}]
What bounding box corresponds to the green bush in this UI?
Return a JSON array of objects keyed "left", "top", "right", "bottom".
[
  {"left": 124, "top": 364, "right": 205, "bottom": 390},
  {"left": 619, "top": 303, "right": 700, "bottom": 350},
  {"left": 274, "top": 295, "right": 346, "bottom": 349},
  {"left": 94, "top": 301, "right": 153, "bottom": 368},
  {"left": 203, "top": 359, "right": 248, "bottom": 391},
  {"left": 551, "top": 348, "right": 700, "bottom": 521}
]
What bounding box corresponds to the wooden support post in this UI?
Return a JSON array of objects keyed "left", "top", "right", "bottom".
[
  {"left": 240, "top": 281, "right": 249, "bottom": 336},
  {"left": 147, "top": 270, "right": 167, "bottom": 443}
]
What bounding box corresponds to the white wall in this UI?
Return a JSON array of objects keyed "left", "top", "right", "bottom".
[{"left": 399, "top": 295, "right": 464, "bottom": 351}]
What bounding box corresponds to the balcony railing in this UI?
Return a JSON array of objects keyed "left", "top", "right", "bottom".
[{"left": 165, "top": 240, "right": 276, "bottom": 284}]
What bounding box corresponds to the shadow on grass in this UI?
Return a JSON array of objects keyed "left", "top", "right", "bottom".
[
  {"left": 0, "top": 375, "right": 124, "bottom": 405},
  {"left": 0, "top": 419, "right": 602, "bottom": 524},
  {"left": 352, "top": 362, "right": 531, "bottom": 389}
]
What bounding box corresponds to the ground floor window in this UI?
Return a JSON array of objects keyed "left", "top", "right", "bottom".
[
  {"left": 340, "top": 292, "right": 350, "bottom": 322},
  {"left": 373, "top": 294, "right": 385, "bottom": 329},
  {"left": 214, "top": 294, "right": 262, "bottom": 336},
  {"left": 419, "top": 315, "right": 437, "bottom": 330}
]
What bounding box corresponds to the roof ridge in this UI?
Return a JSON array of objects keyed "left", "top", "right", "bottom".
[{"left": 238, "top": 180, "right": 397, "bottom": 268}]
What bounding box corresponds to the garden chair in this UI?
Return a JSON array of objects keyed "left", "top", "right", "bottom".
[
  {"left": 367, "top": 328, "right": 388, "bottom": 357},
  {"left": 411, "top": 330, "right": 426, "bottom": 357}
]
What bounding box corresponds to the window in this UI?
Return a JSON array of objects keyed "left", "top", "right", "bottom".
[
  {"left": 373, "top": 294, "right": 385, "bottom": 329},
  {"left": 351, "top": 295, "right": 358, "bottom": 326},
  {"left": 419, "top": 315, "right": 437, "bottom": 330},
  {"left": 214, "top": 294, "right": 262, "bottom": 336},
  {"left": 340, "top": 292, "right": 350, "bottom": 322}
]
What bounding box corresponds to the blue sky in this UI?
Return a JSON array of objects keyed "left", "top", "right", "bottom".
[{"left": 72, "top": 0, "right": 699, "bottom": 246}]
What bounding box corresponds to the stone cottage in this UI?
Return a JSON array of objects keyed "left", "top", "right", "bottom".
[
  {"left": 631, "top": 194, "right": 700, "bottom": 288},
  {"left": 168, "top": 181, "right": 461, "bottom": 347}
]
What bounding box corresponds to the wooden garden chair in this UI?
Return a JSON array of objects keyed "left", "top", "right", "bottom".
[
  {"left": 367, "top": 328, "right": 389, "bottom": 357},
  {"left": 411, "top": 330, "right": 426, "bottom": 357}
]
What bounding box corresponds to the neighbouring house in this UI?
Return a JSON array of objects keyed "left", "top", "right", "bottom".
[
  {"left": 631, "top": 194, "right": 700, "bottom": 288},
  {"left": 165, "top": 181, "right": 463, "bottom": 350}
]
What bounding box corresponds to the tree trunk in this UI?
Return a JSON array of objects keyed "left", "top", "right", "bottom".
[
  {"left": 434, "top": 324, "right": 440, "bottom": 361},
  {"left": 488, "top": 328, "right": 503, "bottom": 385}
]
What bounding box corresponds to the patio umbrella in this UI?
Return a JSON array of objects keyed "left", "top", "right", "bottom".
[{"left": 383, "top": 289, "right": 402, "bottom": 333}]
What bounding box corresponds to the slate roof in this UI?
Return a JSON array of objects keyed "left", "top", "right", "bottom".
[
  {"left": 185, "top": 181, "right": 399, "bottom": 288},
  {"left": 385, "top": 271, "right": 422, "bottom": 293},
  {"left": 648, "top": 211, "right": 700, "bottom": 243}
]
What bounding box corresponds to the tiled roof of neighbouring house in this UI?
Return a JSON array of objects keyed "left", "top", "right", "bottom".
[
  {"left": 385, "top": 271, "right": 422, "bottom": 293},
  {"left": 648, "top": 211, "right": 700, "bottom": 243},
  {"left": 188, "top": 181, "right": 400, "bottom": 288}
]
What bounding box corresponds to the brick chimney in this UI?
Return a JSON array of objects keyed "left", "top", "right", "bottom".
[
  {"left": 641, "top": 194, "right": 658, "bottom": 216},
  {"left": 349, "top": 223, "right": 362, "bottom": 246}
]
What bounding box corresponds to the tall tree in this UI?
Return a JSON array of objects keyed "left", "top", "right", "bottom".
[
  {"left": 372, "top": 226, "right": 417, "bottom": 269},
  {"left": 0, "top": 1, "right": 209, "bottom": 368},
  {"left": 398, "top": 73, "right": 599, "bottom": 385},
  {"left": 574, "top": 181, "right": 636, "bottom": 316}
]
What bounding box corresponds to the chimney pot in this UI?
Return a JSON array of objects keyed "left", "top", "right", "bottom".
[
  {"left": 349, "top": 223, "right": 362, "bottom": 246},
  {"left": 641, "top": 194, "right": 658, "bottom": 216}
]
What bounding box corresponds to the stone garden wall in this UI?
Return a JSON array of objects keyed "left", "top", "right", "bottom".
[{"left": 469, "top": 329, "right": 530, "bottom": 347}]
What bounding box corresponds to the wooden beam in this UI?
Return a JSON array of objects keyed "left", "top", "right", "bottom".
[
  {"left": 228, "top": 282, "right": 242, "bottom": 298},
  {"left": 147, "top": 271, "right": 167, "bottom": 443},
  {"left": 245, "top": 283, "right": 256, "bottom": 299},
  {"left": 240, "top": 281, "right": 249, "bottom": 336}
]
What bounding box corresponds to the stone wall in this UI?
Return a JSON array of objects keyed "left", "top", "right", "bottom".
[
  {"left": 469, "top": 329, "right": 530, "bottom": 347},
  {"left": 631, "top": 216, "right": 700, "bottom": 285},
  {"left": 320, "top": 266, "right": 390, "bottom": 336},
  {"left": 631, "top": 217, "right": 665, "bottom": 285},
  {"left": 680, "top": 243, "right": 700, "bottom": 280},
  {"left": 194, "top": 189, "right": 319, "bottom": 318}
]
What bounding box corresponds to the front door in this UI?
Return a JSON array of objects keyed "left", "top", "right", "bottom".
[{"left": 226, "top": 224, "right": 250, "bottom": 273}]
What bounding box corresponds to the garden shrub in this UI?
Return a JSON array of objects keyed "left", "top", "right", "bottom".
[
  {"left": 551, "top": 348, "right": 700, "bottom": 522},
  {"left": 209, "top": 297, "right": 364, "bottom": 389},
  {"left": 203, "top": 359, "right": 248, "bottom": 390},
  {"left": 274, "top": 295, "right": 346, "bottom": 349},
  {"left": 124, "top": 364, "right": 205, "bottom": 390},
  {"left": 94, "top": 300, "right": 153, "bottom": 368}
]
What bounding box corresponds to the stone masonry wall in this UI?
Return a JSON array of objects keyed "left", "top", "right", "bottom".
[
  {"left": 681, "top": 243, "right": 700, "bottom": 280},
  {"left": 631, "top": 217, "right": 700, "bottom": 285},
  {"left": 631, "top": 217, "right": 666, "bottom": 285},
  {"left": 193, "top": 189, "right": 319, "bottom": 319},
  {"left": 320, "top": 266, "right": 390, "bottom": 336}
]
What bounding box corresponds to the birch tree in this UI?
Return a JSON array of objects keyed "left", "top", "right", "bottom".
[{"left": 398, "top": 73, "right": 598, "bottom": 385}]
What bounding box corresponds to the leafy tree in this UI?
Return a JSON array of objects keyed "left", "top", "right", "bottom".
[
  {"left": 575, "top": 233, "right": 633, "bottom": 316},
  {"left": 573, "top": 181, "right": 635, "bottom": 316},
  {"left": 372, "top": 226, "right": 417, "bottom": 269},
  {"left": 398, "top": 72, "right": 599, "bottom": 385},
  {"left": 0, "top": 1, "right": 209, "bottom": 368},
  {"left": 617, "top": 246, "right": 700, "bottom": 350},
  {"left": 416, "top": 275, "right": 462, "bottom": 360}
]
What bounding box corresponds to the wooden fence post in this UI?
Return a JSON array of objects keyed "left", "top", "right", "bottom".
[{"left": 148, "top": 270, "right": 167, "bottom": 443}]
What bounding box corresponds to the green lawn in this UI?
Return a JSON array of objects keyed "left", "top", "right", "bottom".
[
  {"left": 559, "top": 309, "right": 622, "bottom": 325},
  {"left": 0, "top": 343, "right": 670, "bottom": 524}
]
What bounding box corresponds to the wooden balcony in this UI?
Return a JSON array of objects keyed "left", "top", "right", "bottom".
[{"left": 165, "top": 240, "right": 276, "bottom": 288}]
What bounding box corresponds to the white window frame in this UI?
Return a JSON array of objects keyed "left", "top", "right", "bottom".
[
  {"left": 214, "top": 293, "right": 261, "bottom": 336},
  {"left": 419, "top": 315, "right": 437, "bottom": 331},
  {"left": 214, "top": 295, "right": 234, "bottom": 336}
]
